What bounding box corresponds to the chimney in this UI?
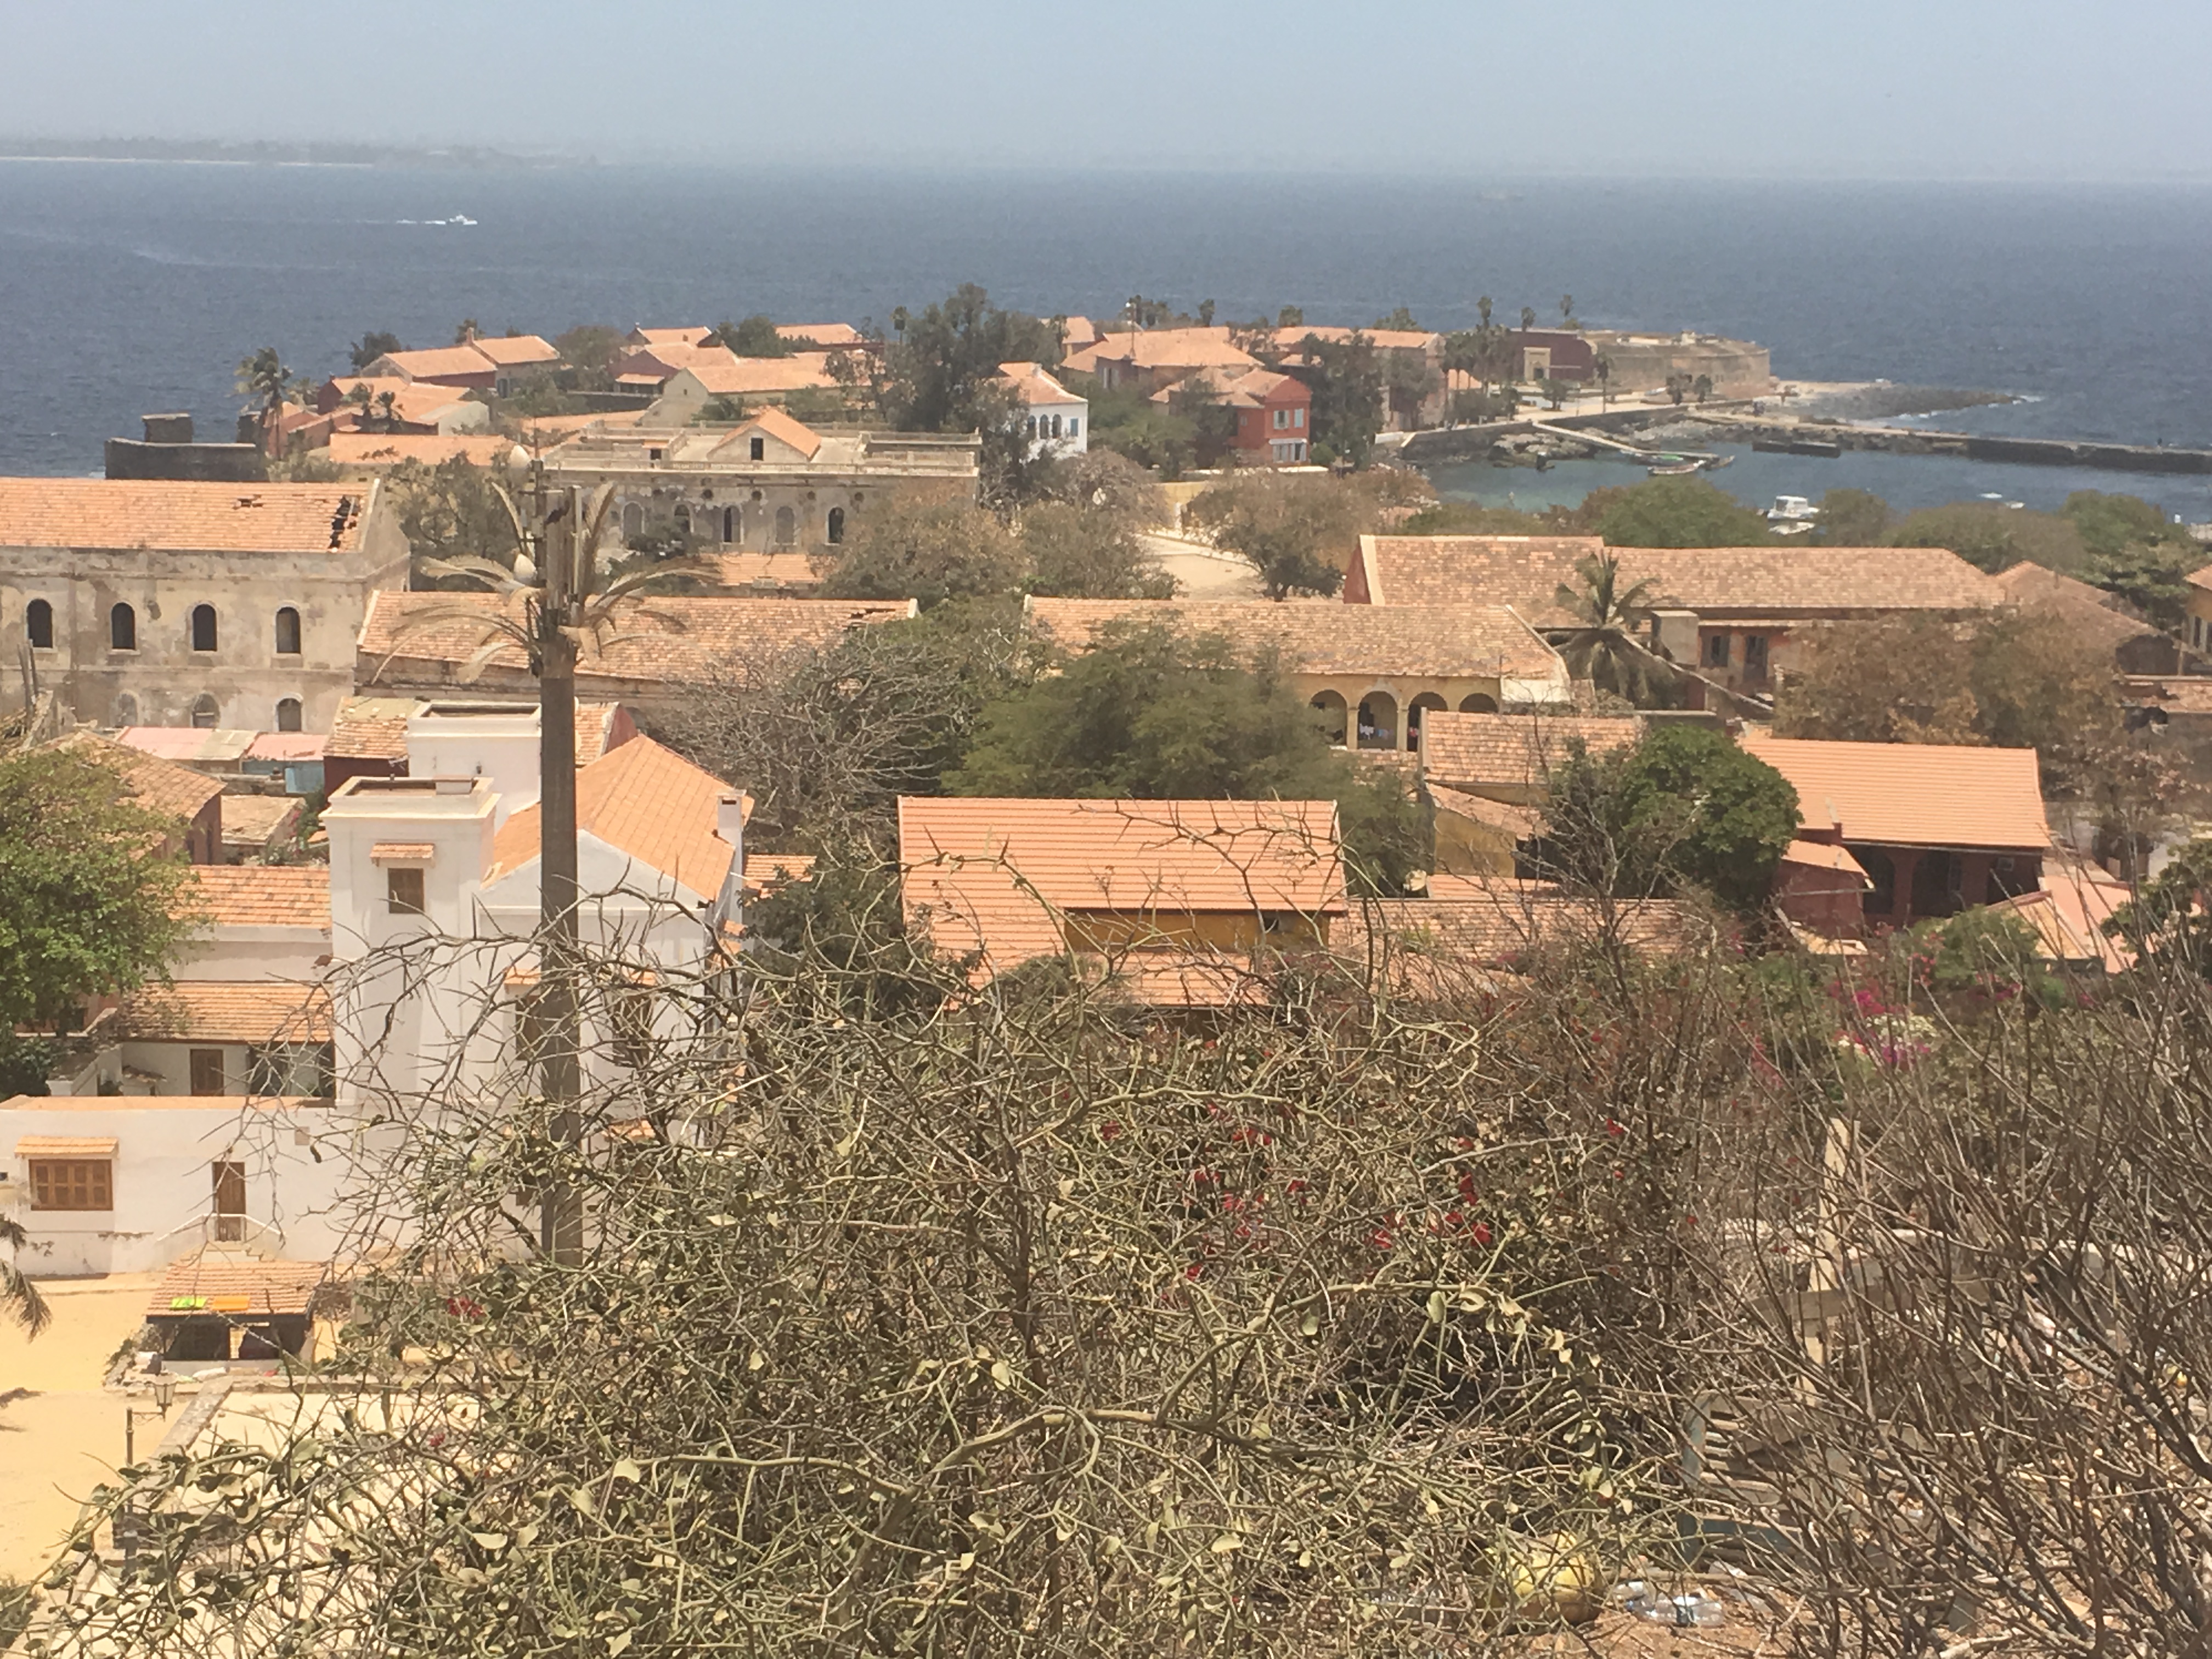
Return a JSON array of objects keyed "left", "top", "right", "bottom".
[
  {"left": 142, "top": 413, "right": 194, "bottom": 444},
  {"left": 715, "top": 792, "right": 747, "bottom": 851}
]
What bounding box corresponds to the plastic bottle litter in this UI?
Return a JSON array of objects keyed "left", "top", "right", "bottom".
[{"left": 1620, "top": 1584, "right": 1726, "bottom": 1627}]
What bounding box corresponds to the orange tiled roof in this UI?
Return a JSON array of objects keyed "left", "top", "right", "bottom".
[
  {"left": 1025, "top": 597, "right": 1564, "bottom": 681},
  {"left": 325, "top": 433, "right": 511, "bottom": 469},
  {"left": 1419, "top": 712, "right": 1645, "bottom": 790},
  {"left": 54, "top": 732, "right": 223, "bottom": 823},
  {"left": 998, "top": 362, "right": 1084, "bottom": 407},
  {"left": 778, "top": 323, "right": 866, "bottom": 346},
  {"left": 1739, "top": 731, "right": 2051, "bottom": 851},
  {"left": 1993, "top": 560, "right": 2162, "bottom": 651},
  {"left": 487, "top": 736, "right": 740, "bottom": 898},
  {"left": 681, "top": 355, "right": 842, "bottom": 396},
  {"left": 326, "top": 695, "right": 420, "bottom": 761},
  {"left": 1987, "top": 862, "right": 2134, "bottom": 973},
  {"left": 356, "top": 592, "right": 914, "bottom": 690},
  {"left": 699, "top": 551, "right": 822, "bottom": 592},
  {"left": 0, "top": 479, "right": 373, "bottom": 554},
  {"left": 629, "top": 326, "right": 716, "bottom": 348},
  {"left": 148, "top": 1254, "right": 344, "bottom": 1318},
  {"left": 181, "top": 866, "right": 331, "bottom": 929},
  {"left": 1334, "top": 887, "right": 1695, "bottom": 972},
  {"left": 1152, "top": 366, "right": 1305, "bottom": 409},
  {"left": 1427, "top": 783, "right": 1542, "bottom": 840},
  {"left": 1063, "top": 328, "right": 1259, "bottom": 375},
  {"left": 15, "top": 1135, "right": 119, "bottom": 1156},
  {"left": 119, "top": 981, "right": 332, "bottom": 1044},
  {"left": 614, "top": 342, "right": 739, "bottom": 381},
  {"left": 324, "top": 377, "right": 482, "bottom": 424},
  {"left": 707, "top": 406, "right": 822, "bottom": 460},
  {"left": 743, "top": 851, "right": 816, "bottom": 900},
  {"left": 1780, "top": 838, "right": 1872, "bottom": 882},
  {"left": 372, "top": 344, "right": 496, "bottom": 380},
  {"left": 466, "top": 334, "right": 560, "bottom": 366},
  {"left": 900, "top": 797, "right": 1346, "bottom": 979},
  {"left": 1352, "top": 535, "right": 2002, "bottom": 620},
  {"left": 1269, "top": 325, "right": 1438, "bottom": 354}
]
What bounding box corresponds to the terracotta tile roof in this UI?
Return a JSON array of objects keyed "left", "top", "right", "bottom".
[
  {"left": 148, "top": 1254, "right": 345, "bottom": 1318},
  {"left": 244, "top": 732, "right": 326, "bottom": 763},
  {"left": 1780, "top": 838, "right": 1872, "bottom": 882},
  {"left": 900, "top": 798, "right": 1346, "bottom": 979},
  {"left": 325, "top": 432, "right": 512, "bottom": 469},
  {"left": 219, "top": 794, "right": 302, "bottom": 850},
  {"left": 1060, "top": 316, "right": 1101, "bottom": 349},
  {"left": 1352, "top": 535, "right": 2002, "bottom": 620},
  {"left": 1419, "top": 713, "right": 1645, "bottom": 790},
  {"left": 2187, "top": 566, "right": 2212, "bottom": 594},
  {"left": 699, "top": 551, "right": 822, "bottom": 592},
  {"left": 706, "top": 406, "right": 822, "bottom": 460},
  {"left": 998, "top": 362, "right": 1085, "bottom": 407},
  {"left": 1987, "top": 862, "right": 2134, "bottom": 972},
  {"left": 614, "top": 342, "right": 738, "bottom": 381},
  {"left": 371, "top": 344, "right": 497, "bottom": 380},
  {"left": 1269, "top": 326, "right": 1437, "bottom": 354},
  {"left": 182, "top": 866, "right": 331, "bottom": 929},
  {"left": 629, "top": 326, "right": 716, "bottom": 348},
  {"left": 1025, "top": 597, "right": 1565, "bottom": 681},
  {"left": 487, "top": 736, "right": 740, "bottom": 898},
  {"left": 324, "top": 377, "right": 481, "bottom": 424},
  {"left": 1738, "top": 732, "right": 2051, "bottom": 851},
  {"left": 680, "top": 354, "right": 842, "bottom": 396},
  {"left": 465, "top": 333, "right": 560, "bottom": 366},
  {"left": 54, "top": 732, "right": 223, "bottom": 823},
  {"left": 1427, "top": 784, "right": 1542, "bottom": 840},
  {"left": 0, "top": 479, "right": 373, "bottom": 554},
  {"left": 1993, "top": 560, "right": 2163, "bottom": 651},
  {"left": 15, "top": 1135, "right": 118, "bottom": 1156},
  {"left": 1151, "top": 367, "right": 1305, "bottom": 409},
  {"left": 327, "top": 695, "right": 421, "bottom": 761},
  {"left": 356, "top": 592, "right": 915, "bottom": 690},
  {"left": 118, "top": 980, "right": 332, "bottom": 1044},
  {"left": 1063, "top": 328, "right": 1260, "bottom": 375},
  {"left": 778, "top": 323, "right": 866, "bottom": 346},
  {"left": 743, "top": 852, "right": 816, "bottom": 900},
  {"left": 1334, "top": 888, "right": 1696, "bottom": 972},
  {"left": 371, "top": 842, "right": 437, "bottom": 864}
]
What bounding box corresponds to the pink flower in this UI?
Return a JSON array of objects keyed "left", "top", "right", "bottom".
[{"left": 1471, "top": 1221, "right": 1494, "bottom": 1246}]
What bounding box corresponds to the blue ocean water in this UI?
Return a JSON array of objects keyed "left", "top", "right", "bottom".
[{"left": 2, "top": 161, "right": 2209, "bottom": 503}]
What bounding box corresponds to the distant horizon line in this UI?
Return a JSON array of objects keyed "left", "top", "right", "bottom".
[{"left": 0, "top": 137, "right": 2208, "bottom": 189}]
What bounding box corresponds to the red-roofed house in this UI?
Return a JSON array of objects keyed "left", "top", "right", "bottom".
[
  {"left": 1740, "top": 732, "right": 2050, "bottom": 933},
  {"left": 1154, "top": 367, "right": 1312, "bottom": 464},
  {"left": 998, "top": 362, "right": 1088, "bottom": 458}
]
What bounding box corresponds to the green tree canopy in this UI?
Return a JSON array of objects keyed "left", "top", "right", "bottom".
[
  {"left": 1019, "top": 503, "right": 1174, "bottom": 600},
  {"left": 0, "top": 747, "right": 195, "bottom": 1080},
  {"left": 1570, "top": 477, "right": 1774, "bottom": 548},
  {"left": 946, "top": 621, "right": 1429, "bottom": 893},
  {"left": 710, "top": 315, "right": 793, "bottom": 358},
  {"left": 809, "top": 500, "right": 1026, "bottom": 609},
  {"left": 552, "top": 324, "right": 624, "bottom": 378},
  {"left": 1184, "top": 471, "right": 1426, "bottom": 600},
  {"left": 1887, "top": 501, "right": 2089, "bottom": 574},
  {"left": 1537, "top": 726, "right": 1798, "bottom": 913},
  {"left": 1809, "top": 487, "right": 1893, "bottom": 546},
  {"left": 1278, "top": 334, "right": 1384, "bottom": 467},
  {"left": 347, "top": 330, "right": 403, "bottom": 371}
]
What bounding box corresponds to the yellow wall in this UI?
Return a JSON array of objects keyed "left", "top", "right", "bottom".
[
  {"left": 1301, "top": 673, "right": 1505, "bottom": 749},
  {"left": 2186, "top": 588, "right": 2212, "bottom": 655},
  {"left": 1430, "top": 808, "right": 1520, "bottom": 876}
]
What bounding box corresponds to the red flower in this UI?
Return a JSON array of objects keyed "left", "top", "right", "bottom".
[
  {"left": 1099, "top": 1120, "right": 1123, "bottom": 1142},
  {"left": 1369, "top": 1228, "right": 1395, "bottom": 1251},
  {"left": 1221, "top": 1194, "right": 1242, "bottom": 1212},
  {"left": 1604, "top": 1119, "right": 1626, "bottom": 1137},
  {"left": 1471, "top": 1222, "right": 1494, "bottom": 1246},
  {"left": 1286, "top": 1178, "right": 1309, "bottom": 1195},
  {"left": 445, "top": 1295, "right": 485, "bottom": 1321},
  {"left": 1458, "top": 1174, "right": 1480, "bottom": 1201},
  {"left": 1191, "top": 1167, "right": 1217, "bottom": 1186},
  {"left": 1184, "top": 1262, "right": 1204, "bottom": 1279}
]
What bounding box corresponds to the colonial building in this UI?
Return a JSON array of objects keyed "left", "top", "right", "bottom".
[
  {"left": 1152, "top": 368, "right": 1313, "bottom": 464},
  {"left": 1060, "top": 327, "right": 1261, "bottom": 394},
  {"left": 998, "top": 362, "right": 1088, "bottom": 458},
  {"left": 1345, "top": 534, "right": 2002, "bottom": 706},
  {"left": 539, "top": 412, "right": 980, "bottom": 557},
  {"left": 1, "top": 479, "right": 409, "bottom": 731},
  {"left": 1024, "top": 597, "right": 1572, "bottom": 753},
  {"left": 1414, "top": 711, "right": 1647, "bottom": 876}
]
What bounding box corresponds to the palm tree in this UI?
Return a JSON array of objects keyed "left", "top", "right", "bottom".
[
  {"left": 1520, "top": 306, "right": 1537, "bottom": 332},
  {"left": 3, "top": 1216, "right": 50, "bottom": 1335},
  {"left": 1560, "top": 294, "right": 1576, "bottom": 327},
  {"left": 376, "top": 389, "right": 399, "bottom": 430},
  {"left": 234, "top": 346, "right": 290, "bottom": 456},
  {"left": 1553, "top": 554, "right": 1671, "bottom": 704},
  {"left": 1594, "top": 353, "right": 1614, "bottom": 409}
]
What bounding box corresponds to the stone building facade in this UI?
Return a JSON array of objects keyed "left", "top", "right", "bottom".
[{"left": 0, "top": 478, "right": 409, "bottom": 732}]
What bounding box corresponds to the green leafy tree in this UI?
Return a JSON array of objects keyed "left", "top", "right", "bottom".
[
  {"left": 1887, "top": 501, "right": 2089, "bottom": 574},
  {"left": 1031, "top": 448, "right": 1170, "bottom": 532},
  {"left": 1184, "top": 471, "right": 1423, "bottom": 600},
  {"left": 809, "top": 500, "right": 1026, "bottom": 609},
  {"left": 388, "top": 457, "right": 526, "bottom": 580},
  {"left": 347, "top": 330, "right": 403, "bottom": 371},
  {"left": 1571, "top": 477, "right": 1774, "bottom": 548},
  {"left": 552, "top": 324, "right": 623, "bottom": 379},
  {"left": 1810, "top": 487, "right": 1893, "bottom": 546},
  {"left": 946, "top": 621, "right": 1429, "bottom": 892},
  {"left": 2060, "top": 491, "right": 2204, "bottom": 630},
  {"left": 1019, "top": 503, "right": 1174, "bottom": 599},
  {"left": 1537, "top": 726, "right": 1798, "bottom": 913},
  {"left": 1275, "top": 304, "right": 1304, "bottom": 329},
  {"left": 0, "top": 747, "right": 195, "bottom": 1098},
  {"left": 1371, "top": 307, "right": 1421, "bottom": 331},
  {"left": 1537, "top": 376, "right": 1572, "bottom": 411},
  {"left": 1662, "top": 371, "right": 1692, "bottom": 407},
  {"left": 1398, "top": 500, "right": 1555, "bottom": 536},
  {"left": 886, "top": 284, "right": 1061, "bottom": 434},
  {"left": 1278, "top": 333, "right": 1384, "bottom": 467},
  {"left": 710, "top": 315, "right": 793, "bottom": 358},
  {"left": 1551, "top": 554, "right": 1669, "bottom": 703}
]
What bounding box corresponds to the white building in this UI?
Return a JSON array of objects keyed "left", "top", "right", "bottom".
[
  {"left": 0, "top": 478, "right": 410, "bottom": 732},
  {"left": 997, "top": 362, "right": 1088, "bottom": 459}
]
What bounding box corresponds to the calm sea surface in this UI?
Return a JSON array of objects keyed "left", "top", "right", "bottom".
[{"left": 2, "top": 162, "right": 2209, "bottom": 513}]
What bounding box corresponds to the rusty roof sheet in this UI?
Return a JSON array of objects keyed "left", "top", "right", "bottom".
[
  {"left": 487, "top": 736, "right": 740, "bottom": 898},
  {"left": 900, "top": 797, "right": 1346, "bottom": 978},
  {"left": 1739, "top": 732, "right": 2051, "bottom": 851},
  {"left": 1419, "top": 712, "right": 1645, "bottom": 789},
  {"left": 0, "top": 479, "right": 373, "bottom": 554},
  {"left": 1025, "top": 597, "right": 1564, "bottom": 680},
  {"left": 356, "top": 592, "right": 914, "bottom": 689},
  {"left": 1353, "top": 535, "right": 2002, "bottom": 620},
  {"left": 182, "top": 866, "right": 331, "bottom": 929},
  {"left": 1781, "top": 839, "right": 1872, "bottom": 882},
  {"left": 117, "top": 981, "right": 332, "bottom": 1045}
]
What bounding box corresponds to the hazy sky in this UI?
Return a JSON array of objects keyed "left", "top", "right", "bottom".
[{"left": 4, "top": 1, "right": 2209, "bottom": 180}]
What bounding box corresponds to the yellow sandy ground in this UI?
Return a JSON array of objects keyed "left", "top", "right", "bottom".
[{"left": 0, "top": 1275, "right": 161, "bottom": 1583}]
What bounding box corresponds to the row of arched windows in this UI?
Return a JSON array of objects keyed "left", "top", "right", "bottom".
[
  {"left": 1311, "top": 690, "right": 1500, "bottom": 752},
  {"left": 106, "top": 693, "right": 302, "bottom": 731},
  {"left": 21, "top": 600, "right": 303, "bottom": 656},
  {"left": 618, "top": 501, "right": 846, "bottom": 549}
]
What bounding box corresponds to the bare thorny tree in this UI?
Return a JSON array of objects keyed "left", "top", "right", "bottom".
[{"left": 22, "top": 886, "right": 2212, "bottom": 1656}]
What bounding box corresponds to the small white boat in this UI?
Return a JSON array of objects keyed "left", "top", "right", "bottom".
[{"left": 1767, "top": 494, "right": 1820, "bottom": 522}]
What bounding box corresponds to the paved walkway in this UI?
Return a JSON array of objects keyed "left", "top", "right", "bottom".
[{"left": 1139, "top": 533, "right": 1263, "bottom": 599}]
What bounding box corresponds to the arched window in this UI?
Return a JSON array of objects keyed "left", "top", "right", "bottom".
[
  {"left": 774, "top": 506, "right": 797, "bottom": 546},
  {"left": 723, "top": 506, "right": 736, "bottom": 543},
  {"left": 827, "top": 506, "right": 845, "bottom": 545},
  {"left": 190, "top": 694, "right": 220, "bottom": 730},
  {"left": 1308, "top": 690, "right": 1348, "bottom": 746},
  {"left": 1356, "top": 692, "right": 1398, "bottom": 752},
  {"left": 110, "top": 602, "right": 137, "bottom": 651},
  {"left": 1406, "top": 692, "right": 1447, "bottom": 752},
  {"left": 273, "top": 606, "right": 302, "bottom": 655},
  {"left": 621, "top": 501, "right": 645, "bottom": 543},
  {"left": 275, "top": 697, "right": 303, "bottom": 732},
  {"left": 190, "top": 604, "right": 218, "bottom": 652},
  {"left": 25, "top": 598, "right": 53, "bottom": 650},
  {"left": 1458, "top": 693, "right": 1499, "bottom": 714},
  {"left": 112, "top": 693, "right": 139, "bottom": 727},
  {"left": 1049, "top": 413, "right": 1063, "bottom": 439}
]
